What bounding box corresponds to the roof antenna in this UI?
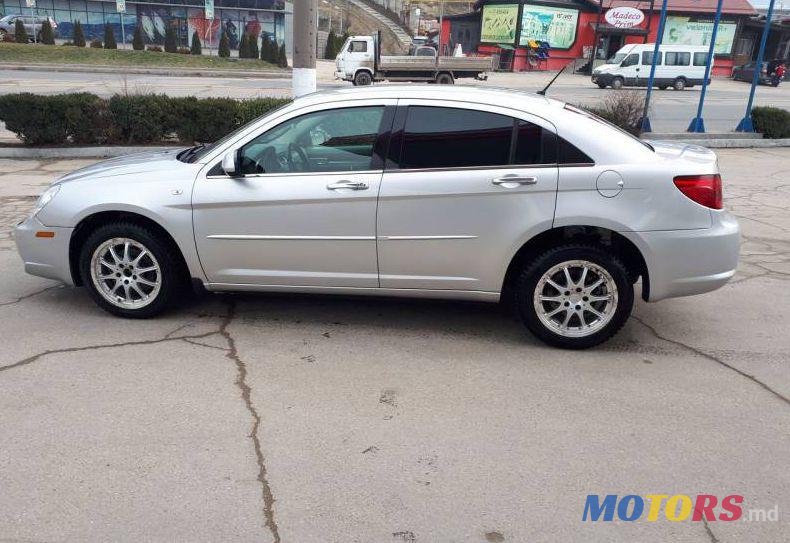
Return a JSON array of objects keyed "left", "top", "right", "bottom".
[{"left": 537, "top": 64, "right": 568, "bottom": 96}]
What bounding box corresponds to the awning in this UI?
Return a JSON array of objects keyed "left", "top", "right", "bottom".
[{"left": 590, "top": 23, "right": 649, "bottom": 36}]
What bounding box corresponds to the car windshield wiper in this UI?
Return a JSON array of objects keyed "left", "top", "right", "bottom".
[{"left": 178, "top": 143, "right": 208, "bottom": 163}]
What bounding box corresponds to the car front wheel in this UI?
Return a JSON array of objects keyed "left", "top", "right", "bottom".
[
  {"left": 79, "top": 222, "right": 182, "bottom": 318},
  {"left": 515, "top": 245, "right": 634, "bottom": 349}
]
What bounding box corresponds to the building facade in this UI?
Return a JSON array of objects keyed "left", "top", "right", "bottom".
[{"left": 0, "top": 0, "right": 292, "bottom": 51}]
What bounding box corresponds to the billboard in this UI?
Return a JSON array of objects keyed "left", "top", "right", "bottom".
[
  {"left": 662, "top": 16, "right": 737, "bottom": 55},
  {"left": 480, "top": 4, "right": 519, "bottom": 44},
  {"left": 518, "top": 5, "right": 579, "bottom": 50}
]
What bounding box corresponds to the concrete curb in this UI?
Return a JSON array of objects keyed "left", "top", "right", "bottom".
[
  {"left": 0, "top": 146, "right": 180, "bottom": 159},
  {"left": 0, "top": 63, "right": 290, "bottom": 79}
]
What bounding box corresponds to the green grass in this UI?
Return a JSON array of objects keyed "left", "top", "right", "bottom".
[{"left": 0, "top": 42, "right": 283, "bottom": 71}]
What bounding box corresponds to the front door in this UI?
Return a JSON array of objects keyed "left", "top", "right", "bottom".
[
  {"left": 376, "top": 102, "right": 559, "bottom": 293},
  {"left": 193, "top": 102, "right": 394, "bottom": 288}
]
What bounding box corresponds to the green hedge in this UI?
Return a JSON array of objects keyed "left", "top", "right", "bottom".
[
  {"left": 751, "top": 107, "right": 790, "bottom": 139},
  {"left": 0, "top": 93, "right": 292, "bottom": 146}
]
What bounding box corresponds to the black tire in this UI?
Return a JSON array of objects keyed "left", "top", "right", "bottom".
[
  {"left": 354, "top": 71, "right": 372, "bottom": 86},
  {"left": 673, "top": 77, "right": 686, "bottom": 91},
  {"left": 597, "top": 83, "right": 607, "bottom": 89},
  {"left": 658, "top": 85, "right": 668, "bottom": 90},
  {"left": 514, "top": 245, "right": 634, "bottom": 349},
  {"left": 611, "top": 77, "right": 624, "bottom": 90},
  {"left": 78, "top": 221, "right": 183, "bottom": 318},
  {"left": 435, "top": 72, "right": 454, "bottom": 84}
]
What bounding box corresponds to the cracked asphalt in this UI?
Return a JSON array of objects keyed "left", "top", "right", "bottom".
[{"left": 1, "top": 150, "right": 788, "bottom": 542}]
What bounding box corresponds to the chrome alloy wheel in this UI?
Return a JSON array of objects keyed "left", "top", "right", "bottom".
[
  {"left": 90, "top": 238, "right": 161, "bottom": 309},
  {"left": 533, "top": 260, "right": 618, "bottom": 338}
]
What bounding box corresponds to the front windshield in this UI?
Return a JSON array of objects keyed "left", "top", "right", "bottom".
[
  {"left": 184, "top": 101, "right": 293, "bottom": 163},
  {"left": 608, "top": 53, "right": 627, "bottom": 64}
]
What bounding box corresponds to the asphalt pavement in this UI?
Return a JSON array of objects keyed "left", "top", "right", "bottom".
[
  {"left": 0, "top": 61, "right": 788, "bottom": 133},
  {"left": 0, "top": 149, "right": 788, "bottom": 541}
]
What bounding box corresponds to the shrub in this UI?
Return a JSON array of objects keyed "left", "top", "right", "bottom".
[
  {"left": 73, "top": 20, "right": 86, "bottom": 47},
  {"left": 14, "top": 19, "right": 28, "bottom": 43},
  {"left": 751, "top": 107, "right": 790, "bottom": 139},
  {"left": 108, "top": 94, "right": 172, "bottom": 144},
  {"left": 277, "top": 42, "right": 288, "bottom": 68},
  {"left": 146, "top": 45, "right": 163, "bottom": 52},
  {"left": 132, "top": 25, "right": 144, "bottom": 50},
  {"left": 325, "top": 29, "right": 337, "bottom": 59},
  {"left": 90, "top": 39, "right": 102, "bottom": 48},
  {"left": 190, "top": 30, "right": 202, "bottom": 56},
  {"left": 581, "top": 90, "right": 645, "bottom": 136},
  {"left": 248, "top": 32, "right": 259, "bottom": 60},
  {"left": 40, "top": 20, "right": 55, "bottom": 45},
  {"left": 218, "top": 31, "right": 230, "bottom": 58},
  {"left": 236, "top": 97, "right": 291, "bottom": 126},
  {"left": 169, "top": 97, "right": 240, "bottom": 142},
  {"left": 61, "top": 93, "right": 114, "bottom": 144},
  {"left": 164, "top": 25, "right": 177, "bottom": 53},
  {"left": 238, "top": 32, "right": 250, "bottom": 58},
  {"left": 0, "top": 93, "right": 68, "bottom": 144},
  {"left": 103, "top": 24, "right": 117, "bottom": 49},
  {"left": 260, "top": 33, "right": 273, "bottom": 63}
]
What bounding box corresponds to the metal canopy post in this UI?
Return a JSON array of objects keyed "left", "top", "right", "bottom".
[
  {"left": 688, "top": 0, "right": 723, "bottom": 132},
  {"left": 736, "top": 0, "right": 777, "bottom": 132},
  {"left": 639, "top": 0, "right": 669, "bottom": 133}
]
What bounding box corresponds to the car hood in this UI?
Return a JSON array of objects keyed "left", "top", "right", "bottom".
[{"left": 54, "top": 148, "right": 187, "bottom": 185}]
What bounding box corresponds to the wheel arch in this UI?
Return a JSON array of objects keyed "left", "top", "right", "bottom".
[
  {"left": 501, "top": 225, "right": 650, "bottom": 302},
  {"left": 69, "top": 210, "right": 191, "bottom": 287}
]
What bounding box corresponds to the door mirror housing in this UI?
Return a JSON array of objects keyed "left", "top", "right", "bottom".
[{"left": 222, "top": 151, "right": 238, "bottom": 176}]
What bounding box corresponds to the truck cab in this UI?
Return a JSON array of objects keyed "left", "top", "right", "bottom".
[{"left": 335, "top": 36, "right": 376, "bottom": 86}]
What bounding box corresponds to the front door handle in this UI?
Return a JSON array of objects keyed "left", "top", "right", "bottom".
[
  {"left": 492, "top": 175, "right": 538, "bottom": 188},
  {"left": 327, "top": 180, "right": 369, "bottom": 191}
]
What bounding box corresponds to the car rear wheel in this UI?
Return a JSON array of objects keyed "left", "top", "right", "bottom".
[
  {"left": 79, "top": 222, "right": 181, "bottom": 318},
  {"left": 435, "top": 72, "right": 454, "bottom": 84},
  {"left": 354, "top": 71, "right": 372, "bottom": 86},
  {"left": 611, "top": 77, "right": 624, "bottom": 90},
  {"left": 673, "top": 77, "right": 686, "bottom": 91},
  {"left": 514, "top": 245, "right": 634, "bottom": 349}
]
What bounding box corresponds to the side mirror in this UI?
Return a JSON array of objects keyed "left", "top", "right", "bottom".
[{"left": 222, "top": 151, "right": 238, "bottom": 176}]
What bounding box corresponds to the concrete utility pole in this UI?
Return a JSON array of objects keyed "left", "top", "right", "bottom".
[{"left": 293, "top": 0, "right": 318, "bottom": 97}]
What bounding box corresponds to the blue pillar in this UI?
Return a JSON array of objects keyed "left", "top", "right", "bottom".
[
  {"left": 640, "top": 0, "right": 669, "bottom": 133},
  {"left": 736, "top": 0, "right": 777, "bottom": 132},
  {"left": 688, "top": 0, "right": 723, "bottom": 133}
]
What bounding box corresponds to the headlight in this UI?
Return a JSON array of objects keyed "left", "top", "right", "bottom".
[{"left": 32, "top": 184, "right": 60, "bottom": 217}]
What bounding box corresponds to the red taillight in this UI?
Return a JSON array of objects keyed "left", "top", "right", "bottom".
[{"left": 673, "top": 174, "right": 722, "bottom": 210}]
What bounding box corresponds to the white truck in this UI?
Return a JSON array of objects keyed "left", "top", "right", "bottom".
[
  {"left": 334, "top": 33, "right": 492, "bottom": 86},
  {"left": 592, "top": 44, "right": 711, "bottom": 90}
]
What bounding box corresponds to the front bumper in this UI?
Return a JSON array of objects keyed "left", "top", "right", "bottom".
[
  {"left": 334, "top": 70, "right": 347, "bottom": 81},
  {"left": 14, "top": 215, "right": 75, "bottom": 285},
  {"left": 591, "top": 73, "right": 613, "bottom": 86},
  {"left": 624, "top": 211, "right": 740, "bottom": 302}
]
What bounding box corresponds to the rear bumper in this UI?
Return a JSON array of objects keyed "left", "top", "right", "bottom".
[
  {"left": 14, "top": 215, "right": 75, "bottom": 285},
  {"left": 623, "top": 211, "right": 740, "bottom": 302}
]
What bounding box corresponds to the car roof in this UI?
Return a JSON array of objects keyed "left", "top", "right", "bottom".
[{"left": 292, "top": 85, "right": 559, "bottom": 113}]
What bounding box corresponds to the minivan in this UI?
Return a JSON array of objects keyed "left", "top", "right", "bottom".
[{"left": 592, "top": 44, "right": 710, "bottom": 90}]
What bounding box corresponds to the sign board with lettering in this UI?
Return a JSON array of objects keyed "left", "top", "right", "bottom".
[{"left": 605, "top": 7, "right": 645, "bottom": 28}]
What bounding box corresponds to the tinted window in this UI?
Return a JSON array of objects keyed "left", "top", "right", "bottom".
[
  {"left": 238, "top": 106, "right": 385, "bottom": 175},
  {"left": 349, "top": 40, "right": 367, "bottom": 53},
  {"left": 642, "top": 51, "right": 662, "bottom": 65},
  {"left": 401, "top": 106, "right": 512, "bottom": 169},
  {"left": 693, "top": 52, "right": 708, "bottom": 66},
  {"left": 514, "top": 120, "right": 560, "bottom": 165},
  {"left": 665, "top": 52, "right": 690, "bottom": 66},
  {"left": 621, "top": 53, "right": 639, "bottom": 67},
  {"left": 541, "top": 130, "right": 594, "bottom": 165}
]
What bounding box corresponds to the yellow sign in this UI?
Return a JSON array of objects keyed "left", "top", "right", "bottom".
[{"left": 481, "top": 4, "right": 519, "bottom": 44}]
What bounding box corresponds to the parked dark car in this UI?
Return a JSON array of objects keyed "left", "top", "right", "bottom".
[
  {"left": 0, "top": 14, "right": 57, "bottom": 42},
  {"left": 732, "top": 60, "right": 787, "bottom": 85}
]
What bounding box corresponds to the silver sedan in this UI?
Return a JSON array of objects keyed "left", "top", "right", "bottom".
[{"left": 15, "top": 86, "right": 740, "bottom": 348}]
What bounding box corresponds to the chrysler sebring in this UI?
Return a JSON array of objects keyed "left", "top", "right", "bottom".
[{"left": 15, "top": 86, "right": 739, "bottom": 348}]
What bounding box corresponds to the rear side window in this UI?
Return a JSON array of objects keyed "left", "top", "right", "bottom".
[
  {"left": 401, "top": 106, "right": 513, "bottom": 169},
  {"left": 642, "top": 51, "right": 662, "bottom": 65},
  {"left": 665, "top": 52, "right": 691, "bottom": 66},
  {"left": 693, "top": 52, "right": 708, "bottom": 66}
]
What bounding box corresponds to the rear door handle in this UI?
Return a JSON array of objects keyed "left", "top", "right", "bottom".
[
  {"left": 492, "top": 175, "right": 538, "bottom": 188},
  {"left": 327, "top": 180, "right": 369, "bottom": 191}
]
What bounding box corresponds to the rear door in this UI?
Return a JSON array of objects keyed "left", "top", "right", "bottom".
[{"left": 376, "top": 101, "right": 559, "bottom": 293}]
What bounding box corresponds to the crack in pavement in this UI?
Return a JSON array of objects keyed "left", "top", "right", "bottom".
[
  {"left": 631, "top": 316, "right": 790, "bottom": 407},
  {"left": 701, "top": 516, "right": 720, "bottom": 543},
  {"left": 218, "top": 300, "right": 281, "bottom": 543},
  {"left": 0, "top": 284, "right": 62, "bottom": 307},
  {"left": 0, "top": 300, "right": 281, "bottom": 542}
]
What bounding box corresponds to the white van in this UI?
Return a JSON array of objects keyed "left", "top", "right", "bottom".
[{"left": 592, "top": 44, "right": 710, "bottom": 90}]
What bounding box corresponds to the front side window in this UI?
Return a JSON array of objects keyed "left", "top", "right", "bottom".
[
  {"left": 238, "top": 106, "right": 385, "bottom": 175},
  {"left": 666, "top": 52, "right": 691, "bottom": 66},
  {"left": 349, "top": 40, "right": 368, "bottom": 53},
  {"left": 400, "top": 106, "right": 513, "bottom": 169},
  {"left": 621, "top": 53, "right": 639, "bottom": 67}
]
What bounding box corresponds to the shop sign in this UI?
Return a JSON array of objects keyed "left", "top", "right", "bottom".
[
  {"left": 519, "top": 5, "right": 579, "bottom": 50},
  {"left": 480, "top": 4, "right": 519, "bottom": 44},
  {"left": 205, "top": 0, "right": 215, "bottom": 20},
  {"left": 605, "top": 7, "right": 645, "bottom": 28},
  {"left": 116, "top": 0, "right": 126, "bottom": 13},
  {"left": 663, "top": 16, "right": 737, "bottom": 55}
]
